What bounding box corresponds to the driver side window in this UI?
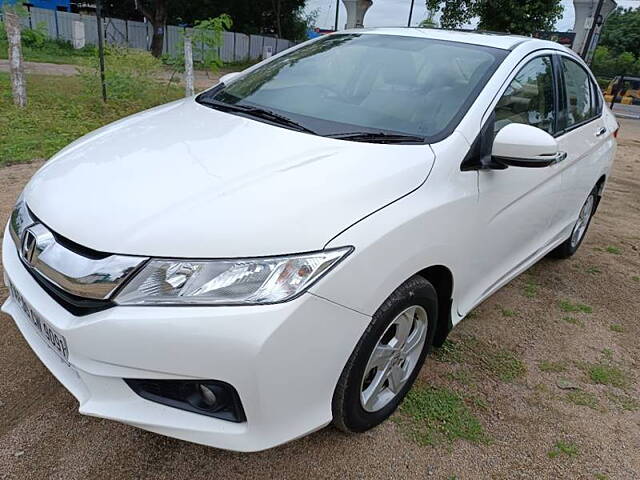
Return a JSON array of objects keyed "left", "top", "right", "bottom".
[{"left": 494, "top": 56, "right": 556, "bottom": 135}]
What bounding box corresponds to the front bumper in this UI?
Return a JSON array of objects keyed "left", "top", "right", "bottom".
[{"left": 1, "top": 228, "right": 370, "bottom": 451}]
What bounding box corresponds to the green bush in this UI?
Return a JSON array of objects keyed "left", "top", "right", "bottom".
[
  {"left": 163, "top": 14, "right": 232, "bottom": 75},
  {"left": 80, "top": 46, "right": 163, "bottom": 101},
  {"left": 592, "top": 46, "right": 640, "bottom": 77},
  {"left": 21, "top": 22, "right": 48, "bottom": 49}
]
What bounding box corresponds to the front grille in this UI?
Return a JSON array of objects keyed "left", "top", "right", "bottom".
[
  {"left": 27, "top": 266, "right": 115, "bottom": 316},
  {"left": 11, "top": 208, "right": 147, "bottom": 316}
]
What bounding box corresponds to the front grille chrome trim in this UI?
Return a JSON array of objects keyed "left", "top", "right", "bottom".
[{"left": 10, "top": 209, "right": 148, "bottom": 300}]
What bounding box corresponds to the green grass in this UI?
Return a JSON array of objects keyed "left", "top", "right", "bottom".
[
  {"left": 632, "top": 276, "right": 639, "bottom": 282},
  {"left": 548, "top": 440, "right": 579, "bottom": 458},
  {"left": 500, "top": 307, "right": 517, "bottom": 317},
  {"left": 605, "top": 246, "right": 621, "bottom": 255},
  {"left": 523, "top": 279, "right": 538, "bottom": 298},
  {"left": 0, "top": 73, "right": 183, "bottom": 166},
  {"left": 606, "top": 392, "right": 640, "bottom": 411},
  {"left": 539, "top": 360, "right": 567, "bottom": 373},
  {"left": 559, "top": 300, "right": 592, "bottom": 314},
  {"left": 398, "top": 385, "right": 488, "bottom": 446},
  {"left": 585, "top": 266, "right": 601, "bottom": 275},
  {"left": 434, "top": 340, "right": 464, "bottom": 363},
  {"left": 434, "top": 336, "right": 526, "bottom": 382},
  {"left": 446, "top": 368, "right": 475, "bottom": 385},
  {"left": 587, "top": 364, "right": 628, "bottom": 388},
  {"left": 563, "top": 316, "right": 584, "bottom": 327},
  {"left": 610, "top": 324, "right": 624, "bottom": 333},
  {"left": 565, "top": 390, "right": 599, "bottom": 410},
  {"left": 594, "top": 474, "right": 608, "bottom": 480},
  {"left": 0, "top": 39, "right": 97, "bottom": 65}
]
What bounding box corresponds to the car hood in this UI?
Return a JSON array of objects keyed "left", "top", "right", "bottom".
[{"left": 24, "top": 98, "right": 434, "bottom": 257}]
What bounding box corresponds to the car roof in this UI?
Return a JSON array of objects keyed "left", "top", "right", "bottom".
[{"left": 340, "top": 27, "right": 565, "bottom": 52}]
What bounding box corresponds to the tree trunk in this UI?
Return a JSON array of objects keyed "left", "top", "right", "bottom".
[
  {"left": 149, "top": 23, "right": 165, "bottom": 57},
  {"left": 183, "top": 31, "right": 194, "bottom": 97},
  {"left": 3, "top": 6, "right": 27, "bottom": 108},
  {"left": 140, "top": 0, "right": 168, "bottom": 58},
  {"left": 272, "top": 0, "right": 282, "bottom": 37}
]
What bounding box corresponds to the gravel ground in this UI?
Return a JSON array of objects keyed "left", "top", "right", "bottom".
[{"left": 0, "top": 120, "right": 638, "bottom": 480}]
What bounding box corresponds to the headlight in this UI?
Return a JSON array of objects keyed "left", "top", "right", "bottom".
[
  {"left": 9, "top": 196, "right": 35, "bottom": 248},
  {"left": 114, "top": 247, "right": 352, "bottom": 306}
]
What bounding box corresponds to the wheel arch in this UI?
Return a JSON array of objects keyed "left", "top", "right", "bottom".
[
  {"left": 415, "top": 265, "right": 454, "bottom": 347},
  {"left": 594, "top": 174, "right": 607, "bottom": 212}
]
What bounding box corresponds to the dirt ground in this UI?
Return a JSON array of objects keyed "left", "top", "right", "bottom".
[
  {"left": 0, "top": 120, "right": 638, "bottom": 480},
  {"left": 0, "top": 59, "right": 227, "bottom": 90}
]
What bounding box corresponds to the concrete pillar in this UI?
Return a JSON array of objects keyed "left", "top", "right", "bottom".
[
  {"left": 572, "top": 0, "right": 617, "bottom": 56},
  {"left": 342, "top": 0, "right": 372, "bottom": 29}
]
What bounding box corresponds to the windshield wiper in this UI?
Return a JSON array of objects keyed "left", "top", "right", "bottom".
[
  {"left": 199, "top": 99, "right": 317, "bottom": 135},
  {"left": 326, "top": 131, "right": 425, "bottom": 144}
]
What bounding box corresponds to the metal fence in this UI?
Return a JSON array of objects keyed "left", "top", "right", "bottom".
[{"left": 12, "top": 6, "right": 295, "bottom": 62}]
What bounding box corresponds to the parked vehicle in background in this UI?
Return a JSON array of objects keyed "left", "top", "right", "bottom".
[
  {"left": 604, "top": 76, "right": 640, "bottom": 106},
  {"left": 2, "top": 28, "right": 617, "bottom": 452}
]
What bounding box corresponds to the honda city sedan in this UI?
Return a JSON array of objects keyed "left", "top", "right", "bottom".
[{"left": 2, "top": 28, "right": 617, "bottom": 451}]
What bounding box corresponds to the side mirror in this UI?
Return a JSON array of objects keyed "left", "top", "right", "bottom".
[
  {"left": 219, "top": 71, "right": 242, "bottom": 85},
  {"left": 492, "top": 123, "right": 565, "bottom": 168}
]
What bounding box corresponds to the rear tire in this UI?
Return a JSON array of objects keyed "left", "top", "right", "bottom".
[
  {"left": 332, "top": 276, "right": 437, "bottom": 433},
  {"left": 550, "top": 187, "right": 598, "bottom": 259}
]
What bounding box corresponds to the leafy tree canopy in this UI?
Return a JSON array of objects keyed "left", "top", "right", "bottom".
[
  {"left": 425, "top": 0, "right": 564, "bottom": 35},
  {"left": 599, "top": 7, "right": 640, "bottom": 58},
  {"left": 104, "top": 0, "right": 310, "bottom": 42}
]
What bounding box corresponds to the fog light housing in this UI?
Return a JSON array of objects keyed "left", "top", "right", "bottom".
[{"left": 124, "top": 379, "right": 246, "bottom": 422}]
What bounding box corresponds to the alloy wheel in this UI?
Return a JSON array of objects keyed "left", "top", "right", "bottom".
[
  {"left": 360, "top": 305, "right": 428, "bottom": 412},
  {"left": 570, "top": 195, "right": 595, "bottom": 248}
]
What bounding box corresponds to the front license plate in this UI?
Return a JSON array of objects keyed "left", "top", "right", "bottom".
[{"left": 8, "top": 281, "right": 69, "bottom": 362}]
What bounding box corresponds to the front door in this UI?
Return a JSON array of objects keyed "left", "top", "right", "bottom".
[{"left": 461, "top": 54, "right": 563, "bottom": 313}]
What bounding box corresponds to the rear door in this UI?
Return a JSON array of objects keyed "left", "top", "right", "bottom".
[{"left": 553, "top": 54, "right": 613, "bottom": 234}]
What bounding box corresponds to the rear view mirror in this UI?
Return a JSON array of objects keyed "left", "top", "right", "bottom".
[
  {"left": 492, "top": 123, "right": 565, "bottom": 168},
  {"left": 219, "top": 72, "right": 242, "bottom": 85}
]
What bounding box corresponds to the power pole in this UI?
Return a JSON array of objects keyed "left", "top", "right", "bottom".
[
  {"left": 334, "top": 0, "right": 340, "bottom": 31},
  {"left": 408, "top": 0, "right": 415, "bottom": 27},
  {"left": 581, "top": 0, "right": 605, "bottom": 63},
  {"left": 96, "top": 0, "right": 107, "bottom": 102},
  {"left": 3, "top": 4, "right": 27, "bottom": 107}
]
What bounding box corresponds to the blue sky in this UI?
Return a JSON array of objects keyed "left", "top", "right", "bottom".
[{"left": 306, "top": 0, "right": 640, "bottom": 31}]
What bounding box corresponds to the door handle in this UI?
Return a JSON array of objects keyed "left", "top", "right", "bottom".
[
  {"left": 595, "top": 127, "right": 607, "bottom": 137},
  {"left": 551, "top": 151, "right": 567, "bottom": 164}
]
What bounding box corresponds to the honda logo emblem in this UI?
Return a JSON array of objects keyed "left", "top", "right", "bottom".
[{"left": 20, "top": 224, "right": 54, "bottom": 267}]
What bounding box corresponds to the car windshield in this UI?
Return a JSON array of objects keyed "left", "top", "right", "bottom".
[{"left": 197, "top": 34, "right": 507, "bottom": 142}]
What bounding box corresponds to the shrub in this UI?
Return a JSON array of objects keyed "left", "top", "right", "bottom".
[
  {"left": 21, "top": 22, "right": 48, "bottom": 49},
  {"left": 163, "top": 14, "right": 232, "bottom": 75},
  {"left": 80, "top": 46, "right": 163, "bottom": 101}
]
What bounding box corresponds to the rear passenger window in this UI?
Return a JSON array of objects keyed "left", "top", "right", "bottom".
[
  {"left": 560, "top": 57, "right": 599, "bottom": 129},
  {"left": 494, "top": 56, "right": 555, "bottom": 135}
]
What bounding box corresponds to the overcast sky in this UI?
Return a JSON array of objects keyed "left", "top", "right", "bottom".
[{"left": 306, "top": 0, "right": 640, "bottom": 31}]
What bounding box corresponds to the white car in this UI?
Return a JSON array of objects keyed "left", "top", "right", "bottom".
[{"left": 2, "top": 28, "right": 617, "bottom": 451}]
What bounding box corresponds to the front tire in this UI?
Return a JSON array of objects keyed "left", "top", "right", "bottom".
[
  {"left": 551, "top": 187, "right": 598, "bottom": 259},
  {"left": 332, "top": 276, "right": 437, "bottom": 433}
]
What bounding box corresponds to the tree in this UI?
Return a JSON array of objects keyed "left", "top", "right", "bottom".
[
  {"left": 106, "top": 1, "right": 309, "bottom": 43},
  {"left": 425, "top": 0, "right": 563, "bottom": 35},
  {"left": 419, "top": 8, "right": 438, "bottom": 28},
  {"left": 591, "top": 7, "right": 640, "bottom": 78},
  {"left": 599, "top": 7, "right": 640, "bottom": 58},
  {"left": 2, "top": 3, "right": 27, "bottom": 107},
  {"left": 138, "top": 0, "right": 168, "bottom": 58}
]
